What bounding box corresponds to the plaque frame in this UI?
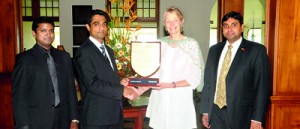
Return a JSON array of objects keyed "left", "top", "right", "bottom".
[{"left": 128, "top": 41, "right": 161, "bottom": 86}]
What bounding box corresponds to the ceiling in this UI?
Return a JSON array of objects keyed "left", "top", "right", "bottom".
[{"left": 210, "top": 0, "right": 266, "bottom": 29}]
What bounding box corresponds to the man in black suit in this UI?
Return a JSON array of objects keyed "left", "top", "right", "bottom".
[
  {"left": 73, "top": 10, "right": 133, "bottom": 129},
  {"left": 200, "top": 11, "right": 271, "bottom": 129},
  {"left": 12, "top": 17, "right": 79, "bottom": 129}
]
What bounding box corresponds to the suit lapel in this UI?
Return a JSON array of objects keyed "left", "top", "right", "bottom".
[
  {"left": 31, "top": 44, "right": 50, "bottom": 72},
  {"left": 227, "top": 39, "right": 249, "bottom": 80},
  {"left": 31, "top": 44, "right": 56, "bottom": 96},
  {"left": 105, "top": 45, "right": 118, "bottom": 71},
  {"left": 87, "top": 39, "right": 110, "bottom": 63},
  {"left": 87, "top": 40, "right": 115, "bottom": 72}
]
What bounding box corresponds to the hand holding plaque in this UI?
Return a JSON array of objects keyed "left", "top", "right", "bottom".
[{"left": 129, "top": 41, "right": 161, "bottom": 86}]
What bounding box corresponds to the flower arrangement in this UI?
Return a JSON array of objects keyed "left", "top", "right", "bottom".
[{"left": 105, "top": 0, "right": 141, "bottom": 78}]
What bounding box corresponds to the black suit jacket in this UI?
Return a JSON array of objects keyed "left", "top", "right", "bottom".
[
  {"left": 73, "top": 39, "right": 124, "bottom": 126},
  {"left": 12, "top": 44, "right": 79, "bottom": 129},
  {"left": 200, "top": 38, "right": 271, "bottom": 129}
]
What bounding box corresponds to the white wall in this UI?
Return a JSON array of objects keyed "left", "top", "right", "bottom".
[
  {"left": 159, "top": 0, "right": 216, "bottom": 61},
  {"left": 59, "top": 0, "right": 106, "bottom": 56}
]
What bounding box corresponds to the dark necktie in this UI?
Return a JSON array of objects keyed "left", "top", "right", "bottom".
[
  {"left": 46, "top": 51, "right": 60, "bottom": 107},
  {"left": 100, "top": 45, "right": 107, "bottom": 59}
]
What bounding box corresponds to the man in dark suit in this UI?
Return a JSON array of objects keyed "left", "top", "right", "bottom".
[
  {"left": 12, "top": 17, "right": 79, "bottom": 129},
  {"left": 200, "top": 11, "right": 271, "bottom": 129},
  {"left": 73, "top": 10, "right": 133, "bottom": 129}
]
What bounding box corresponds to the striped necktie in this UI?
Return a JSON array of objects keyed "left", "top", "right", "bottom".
[{"left": 100, "top": 45, "right": 107, "bottom": 59}]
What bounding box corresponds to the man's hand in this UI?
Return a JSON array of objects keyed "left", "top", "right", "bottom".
[
  {"left": 70, "top": 122, "right": 78, "bottom": 129},
  {"left": 123, "top": 86, "right": 133, "bottom": 97},
  {"left": 202, "top": 114, "right": 210, "bottom": 128},
  {"left": 120, "top": 78, "right": 129, "bottom": 86},
  {"left": 123, "top": 86, "right": 141, "bottom": 100},
  {"left": 125, "top": 87, "right": 140, "bottom": 100},
  {"left": 250, "top": 121, "right": 263, "bottom": 129}
]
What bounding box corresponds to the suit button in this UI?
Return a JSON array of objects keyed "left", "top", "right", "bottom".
[{"left": 52, "top": 89, "right": 54, "bottom": 92}]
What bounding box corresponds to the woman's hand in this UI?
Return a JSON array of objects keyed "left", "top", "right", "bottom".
[{"left": 151, "top": 82, "right": 175, "bottom": 90}]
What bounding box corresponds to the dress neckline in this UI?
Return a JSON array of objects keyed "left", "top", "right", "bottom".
[{"left": 165, "top": 36, "right": 187, "bottom": 44}]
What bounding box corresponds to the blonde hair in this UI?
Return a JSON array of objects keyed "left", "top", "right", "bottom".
[
  {"left": 163, "top": 6, "right": 184, "bottom": 22},
  {"left": 163, "top": 6, "right": 184, "bottom": 33}
]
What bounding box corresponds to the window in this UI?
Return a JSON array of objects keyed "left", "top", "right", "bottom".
[
  {"left": 22, "top": 0, "right": 59, "bottom": 21},
  {"left": 209, "top": 28, "right": 218, "bottom": 46},
  {"left": 247, "top": 28, "right": 262, "bottom": 44},
  {"left": 108, "top": 0, "right": 158, "bottom": 22},
  {"left": 107, "top": 0, "right": 159, "bottom": 41},
  {"left": 136, "top": 0, "right": 158, "bottom": 22}
]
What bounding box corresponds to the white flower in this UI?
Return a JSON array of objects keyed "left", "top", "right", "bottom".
[{"left": 115, "top": 43, "right": 123, "bottom": 49}]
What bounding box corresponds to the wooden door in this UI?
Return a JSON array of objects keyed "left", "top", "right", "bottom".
[
  {"left": 266, "top": 0, "right": 300, "bottom": 128},
  {"left": 0, "top": 0, "right": 20, "bottom": 128},
  {"left": 217, "top": 0, "right": 244, "bottom": 42}
]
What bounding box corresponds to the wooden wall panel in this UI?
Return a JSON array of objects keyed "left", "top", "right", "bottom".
[
  {"left": 265, "top": 0, "right": 276, "bottom": 74},
  {"left": 0, "top": 0, "right": 20, "bottom": 128},
  {"left": 219, "top": 0, "right": 244, "bottom": 15},
  {"left": 265, "top": 0, "right": 300, "bottom": 128},
  {"left": 271, "top": 103, "right": 300, "bottom": 129},
  {"left": 274, "top": 0, "right": 300, "bottom": 95},
  {"left": 0, "top": 0, "right": 18, "bottom": 73},
  {"left": 0, "top": 74, "right": 14, "bottom": 129},
  {"left": 217, "top": 0, "right": 244, "bottom": 42}
]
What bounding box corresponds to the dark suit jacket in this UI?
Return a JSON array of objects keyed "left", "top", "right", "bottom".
[
  {"left": 12, "top": 44, "right": 79, "bottom": 129},
  {"left": 200, "top": 38, "right": 271, "bottom": 129},
  {"left": 73, "top": 39, "right": 124, "bottom": 126}
]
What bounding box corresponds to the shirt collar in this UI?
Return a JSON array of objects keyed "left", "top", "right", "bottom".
[
  {"left": 36, "top": 44, "right": 52, "bottom": 55},
  {"left": 89, "top": 36, "right": 105, "bottom": 49},
  {"left": 225, "top": 36, "right": 242, "bottom": 49}
]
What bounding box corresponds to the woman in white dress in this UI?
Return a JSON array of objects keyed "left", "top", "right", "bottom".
[{"left": 129, "top": 6, "right": 205, "bottom": 129}]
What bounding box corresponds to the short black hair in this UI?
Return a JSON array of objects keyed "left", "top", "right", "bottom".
[
  {"left": 221, "top": 11, "right": 243, "bottom": 25},
  {"left": 87, "top": 9, "right": 111, "bottom": 25},
  {"left": 32, "top": 17, "right": 55, "bottom": 32}
]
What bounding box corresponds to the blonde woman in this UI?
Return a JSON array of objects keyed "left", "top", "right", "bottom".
[{"left": 129, "top": 6, "right": 204, "bottom": 129}]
